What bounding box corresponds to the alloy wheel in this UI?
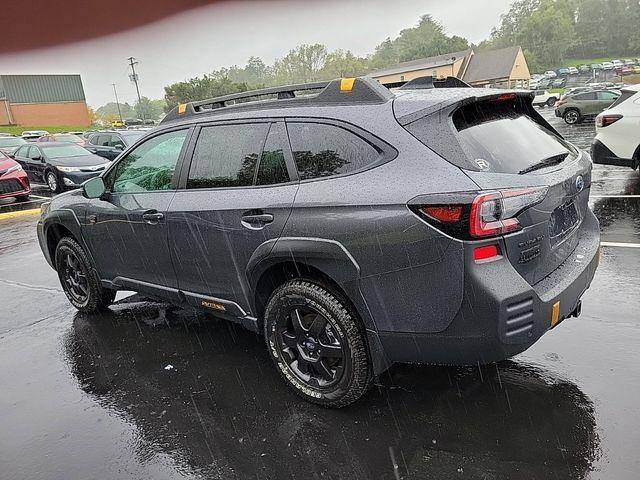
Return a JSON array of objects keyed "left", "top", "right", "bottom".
[
  {"left": 277, "top": 306, "right": 346, "bottom": 389},
  {"left": 60, "top": 250, "right": 89, "bottom": 304},
  {"left": 565, "top": 111, "right": 579, "bottom": 124},
  {"left": 47, "top": 172, "right": 58, "bottom": 192}
]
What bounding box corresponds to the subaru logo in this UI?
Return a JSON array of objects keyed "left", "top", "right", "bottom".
[{"left": 575, "top": 175, "right": 584, "bottom": 193}]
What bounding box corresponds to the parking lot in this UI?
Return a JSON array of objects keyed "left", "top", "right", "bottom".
[{"left": 1, "top": 109, "right": 639, "bottom": 479}]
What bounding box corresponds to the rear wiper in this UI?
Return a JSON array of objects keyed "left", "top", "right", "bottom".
[{"left": 518, "top": 153, "right": 568, "bottom": 175}]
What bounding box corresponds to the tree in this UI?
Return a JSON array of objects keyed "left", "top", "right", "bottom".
[
  {"left": 163, "top": 75, "right": 249, "bottom": 112},
  {"left": 369, "top": 15, "right": 469, "bottom": 67},
  {"left": 272, "top": 44, "right": 328, "bottom": 84},
  {"left": 134, "top": 97, "right": 165, "bottom": 121},
  {"left": 320, "top": 50, "right": 369, "bottom": 79}
]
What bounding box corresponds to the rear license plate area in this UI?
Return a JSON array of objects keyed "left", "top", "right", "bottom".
[{"left": 549, "top": 201, "right": 580, "bottom": 245}]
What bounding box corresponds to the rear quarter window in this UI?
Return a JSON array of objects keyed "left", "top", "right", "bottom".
[{"left": 287, "top": 122, "right": 382, "bottom": 180}]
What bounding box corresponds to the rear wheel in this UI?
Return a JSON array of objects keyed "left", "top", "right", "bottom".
[
  {"left": 563, "top": 109, "right": 581, "bottom": 125},
  {"left": 264, "top": 279, "right": 371, "bottom": 407},
  {"left": 546, "top": 97, "right": 557, "bottom": 107},
  {"left": 55, "top": 237, "right": 115, "bottom": 312}
]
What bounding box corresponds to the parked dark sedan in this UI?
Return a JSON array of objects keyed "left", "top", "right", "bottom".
[
  {"left": 12, "top": 142, "right": 111, "bottom": 193},
  {"left": 85, "top": 130, "right": 146, "bottom": 160}
]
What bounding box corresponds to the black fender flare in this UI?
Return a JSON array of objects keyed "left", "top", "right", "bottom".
[
  {"left": 43, "top": 208, "right": 95, "bottom": 268},
  {"left": 246, "top": 236, "right": 391, "bottom": 375}
]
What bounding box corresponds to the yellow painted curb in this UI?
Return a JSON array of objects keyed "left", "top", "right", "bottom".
[{"left": 0, "top": 208, "right": 41, "bottom": 220}]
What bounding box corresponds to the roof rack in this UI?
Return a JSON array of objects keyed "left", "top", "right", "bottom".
[
  {"left": 161, "top": 77, "right": 394, "bottom": 124},
  {"left": 385, "top": 76, "right": 471, "bottom": 90}
]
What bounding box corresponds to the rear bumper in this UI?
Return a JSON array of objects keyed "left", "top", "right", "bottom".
[
  {"left": 591, "top": 139, "right": 637, "bottom": 169},
  {"left": 378, "top": 209, "right": 600, "bottom": 366}
]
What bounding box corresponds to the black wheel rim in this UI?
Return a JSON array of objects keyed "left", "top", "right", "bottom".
[
  {"left": 61, "top": 251, "right": 89, "bottom": 304},
  {"left": 277, "top": 307, "right": 346, "bottom": 389}
]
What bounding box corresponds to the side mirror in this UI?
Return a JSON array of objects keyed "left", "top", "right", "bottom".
[{"left": 83, "top": 176, "right": 106, "bottom": 199}]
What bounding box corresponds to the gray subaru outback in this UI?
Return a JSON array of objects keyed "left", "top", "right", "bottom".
[{"left": 37, "top": 77, "right": 600, "bottom": 407}]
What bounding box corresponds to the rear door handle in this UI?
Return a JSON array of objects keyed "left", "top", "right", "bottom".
[
  {"left": 241, "top": 213, "right": 274, "bottom": 226},
  {"left": 142, "top": 210, "right": 164, "bottom": 224}
]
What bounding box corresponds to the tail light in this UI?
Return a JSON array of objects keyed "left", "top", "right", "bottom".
[
  {"left": 596, "top": 114, "right": 623, "bottom": 128},
  {"left": 412, "top": 187, "right": 547, "bottom": 240}
]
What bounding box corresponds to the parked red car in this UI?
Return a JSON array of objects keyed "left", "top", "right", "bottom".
[
  {"left": 0, "top": 150, "right": 30, "bottom": 201},
  {"left": 37, "top": 133, "right": 87, "bottom": 147}
]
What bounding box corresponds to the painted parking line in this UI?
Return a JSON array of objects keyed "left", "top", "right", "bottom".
[
  {"left": 601, "top": 241, "right": 640, "bottom": 249},
  {"left": 590, "top": 195, "right": 640, "bottom": 199},
  {"left": 0, "top": 208, "right": 41, "bottom": 220},
  {"left": 29, "top": 195, "right": 50, "bottom": 200}
]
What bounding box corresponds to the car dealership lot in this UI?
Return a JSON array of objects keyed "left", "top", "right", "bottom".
[{"left": 1, "top": 110, "right": 639, "bottom": 479}]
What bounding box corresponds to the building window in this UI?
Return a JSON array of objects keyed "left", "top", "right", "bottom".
[{"left": 400, "top": 75, "right": 405, "bottom": 81}]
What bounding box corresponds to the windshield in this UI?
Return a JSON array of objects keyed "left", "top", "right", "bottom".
[
  {"left": 452, "top": 102, "right": 577, "bottom": 174},
  {"left": 45, "top": 144, "right": 90, "bottom": 158},
  {"left": 0, "top": 138, "right": 27, "bottom": 147}
]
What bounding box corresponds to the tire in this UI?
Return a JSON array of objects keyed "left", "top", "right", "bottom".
[
  {"left": 563, "top": 109, "right": 581, "bottom": 125},
  {"left": 55, "top": 237, "right": 116, "bottom": 312},
  {"left": 16, "top": 194, "right": 30, "bottom": 202},
  {"left": 46, "top": 170, "right": 62, "bottom": 193},
  {"left": 546, "top": 97, "right": 557, "bottom": 107},
  {"left": 264, "top": 279, "right": 371, "bottom": 408}
]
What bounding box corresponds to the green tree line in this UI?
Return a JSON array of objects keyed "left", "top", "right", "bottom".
[{"left": 164, "top": 1, "right": 640, "bottom": 110}]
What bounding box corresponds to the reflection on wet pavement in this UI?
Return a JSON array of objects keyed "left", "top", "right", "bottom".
[{"left": 61, "top": 297, "right": 599, "bottom": 479}]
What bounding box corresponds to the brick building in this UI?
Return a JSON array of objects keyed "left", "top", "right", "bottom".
[{"left": 0, "top": 74, "right": 90, "bottom": 126}]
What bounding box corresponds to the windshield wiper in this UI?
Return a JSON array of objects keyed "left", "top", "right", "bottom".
[{"left": 518, "top": 153, "right": 568, "bottom": 175}]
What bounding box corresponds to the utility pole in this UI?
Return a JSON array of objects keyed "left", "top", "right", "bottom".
[
  {"left": 127, "top": 56, "right": 144, "bottom": 122},
  {"left": 112, "top": 83, "right": 123, "bottom": 123}
]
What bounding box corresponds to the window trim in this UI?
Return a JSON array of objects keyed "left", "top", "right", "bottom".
[
  {"left": 284, "top": 117, "right": 398, "bottom": 184},
  {"left": 177, "top": 119, "right": 300, "bottom": 191},
  {"left": 102, "top": 125, "right": 193, "bottom": 195}
]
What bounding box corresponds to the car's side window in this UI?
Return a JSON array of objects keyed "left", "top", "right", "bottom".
[
  {"left": 575, "top": 92, "right": 597, "bottom": 101},
  {"left": 14, "top": 146, "right": 28, "bottom": 157},
  {"left": 186, "top": 123, "right": 269, "bottom": 189},
  {"left": 287, "top": 122, "right": 380, "bottom": 180},
  {"left": 597, "top": 91, "right": 619, "bottom": 101},
  {"left": 109, "top": 129, "right": 187, "bottom": 194},
  {"left": 109, "top": 135, "right": 125, "bottom": 148},
  {"left": 27, "top": 146, "right": 41, "bottom": 160},
  {"left": 256, "top": 123, "right": 290, "bottom": 186}
]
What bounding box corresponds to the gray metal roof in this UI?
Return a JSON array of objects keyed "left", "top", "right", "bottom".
[
  {"left": 0, "top": 74, "right": 86, "bottom": 103},
  {"left": 462, "top": 46, "right": 521, "bottom": 83},
  {"left": 367, "top": 50, "right": 471, "bottom": 78}
]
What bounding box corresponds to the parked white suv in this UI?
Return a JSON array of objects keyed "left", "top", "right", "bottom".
[
  {"left": 532, "top": 90, "right": 559, "bottom": 107},
  {"left": 592, "top": 84, "right": 640, "bottom": 170}
]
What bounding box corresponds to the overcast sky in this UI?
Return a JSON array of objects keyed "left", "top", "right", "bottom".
[{"left": 0, "top": 0, "right": 512, "bottom": 107}]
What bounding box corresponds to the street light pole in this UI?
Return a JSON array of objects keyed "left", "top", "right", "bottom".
[
  {"left": 112, "top": 83, "right": 123, "bottom": 123},
  {"left": 127, "top": 56, "right": 145, "bottom": 122}
]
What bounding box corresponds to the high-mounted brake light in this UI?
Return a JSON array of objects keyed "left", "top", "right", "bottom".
[
  {"left": 596, "top": 114, "right": 623, "bottom": 128},
  {"left": 497, "top": 93, "right": 517, "bottom": 101}
]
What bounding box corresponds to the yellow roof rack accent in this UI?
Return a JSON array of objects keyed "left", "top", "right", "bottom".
[{"left": 340, "top": 78, "right": 356, "bottom": 92}]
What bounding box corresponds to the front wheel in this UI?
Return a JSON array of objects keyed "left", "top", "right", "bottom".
[
  {"left": 563, "top": 109, "right": 581, "bottom": 125},
  {"left": 55, "top": 237, "right": 116, "bottom": 312},
  {"left": 264, "top": 279, "right": 371, "bottom": 408},
  {"left": 46, "top": 170, "right": 62, "bottom": 193}
]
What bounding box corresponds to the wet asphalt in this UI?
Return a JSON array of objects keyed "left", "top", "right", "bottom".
[{"left": 1, "top": 109, "right": 639, "bottom": 479}]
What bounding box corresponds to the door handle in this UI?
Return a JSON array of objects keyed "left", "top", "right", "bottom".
[
  {"left": 142, "top": 210, "right": 164, "bottom": 224},
  {"left": 241, "top": 213, "right": 274, "bottom": 225}
]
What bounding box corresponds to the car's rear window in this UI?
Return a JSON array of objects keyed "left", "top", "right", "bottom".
[
  {"left": 452, "top": 102, "right": 577, "bottom": 174},
  {"left": 610, "top": 90, "right": 636, "bottom": 108}
]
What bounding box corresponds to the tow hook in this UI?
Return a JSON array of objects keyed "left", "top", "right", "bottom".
[{"left": 569, "top": 300, "right": 582, "bottom": 319}]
